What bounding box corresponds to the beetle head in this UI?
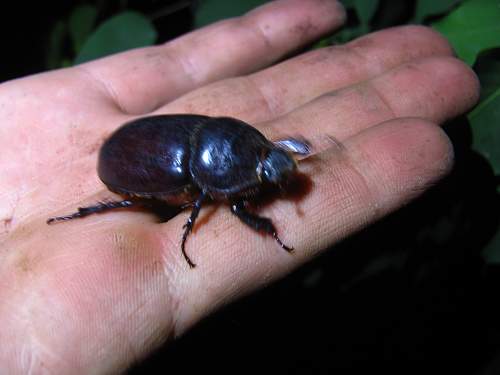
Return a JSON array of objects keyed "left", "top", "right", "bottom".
[{"left": 260, "top": 148, "right": 297, "bottom": 185}]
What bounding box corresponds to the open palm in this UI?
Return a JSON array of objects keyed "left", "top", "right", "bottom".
[{"left": 0, "top": 0, "right": 479, "bottom": 373}]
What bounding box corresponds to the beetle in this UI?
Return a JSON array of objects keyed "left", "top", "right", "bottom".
[{"left": 47, "top": 114, "right": 310, "bottom": 267}]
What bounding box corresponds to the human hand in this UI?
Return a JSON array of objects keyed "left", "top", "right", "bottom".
[{"left": 0, "top": 0, "right": 479, "bottom": 373}]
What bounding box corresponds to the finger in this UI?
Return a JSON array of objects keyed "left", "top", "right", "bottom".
[
  {"left": 265, "top": 56, "right": 480, "bottom": 144},
  {"left": 169, "top": 117, "right": 453, "bottom": 333},
  {"left": 79, "top": 0, "right": 346, "bottom": 114},
  {"left": 164, "top": 25, "right": 454, "bottom": 121}
]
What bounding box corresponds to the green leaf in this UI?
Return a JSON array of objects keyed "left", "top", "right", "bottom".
[
  {"left": 432, "top": 0, "right": 500, "bottom": 65},
  {"left": 46, "top": 21, "right": 67, "bottom": 70},
  {"left": 414, "top": 0, "right": 463, "bottom": 23},
  {"left": 482, "top": 223, "right": 500, "bottom": 264},
  {"left": 332, "top": 25, "right": 365, "bottom": 44},
  {"left": 469, "top": 87, "right": 500, "bottom": 175},
  {"left": 195, "top": 0, "right": 269, "bottom": 28},
  {"left": 340, "top": 0, "right": 355, "bottom": 7},
  {"left": 475, "top": 51, "right": 500, "bottom": 101},
  {"left": 338, "top": 0, "right": 379, "bottom": 33},
  {"left": 69, "top": 4, "right": 98, "bottom": 55},
  {"left": 312, "top": 36, "right": 333, "bottom": 50},
  {"left": 353, "top": 0, "right": 379, "bottom": 31},
  {"left": 74, "top": 11, "right": 157, "bottom": 65}
]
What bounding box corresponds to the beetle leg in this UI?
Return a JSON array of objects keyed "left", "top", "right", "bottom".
[
  {"left": 47, "top": 200, "right": 134, "bottom": 224},
  {"left": 181, "top": 193, "right": 206, "bottom": 268},
  {"left": 179, "top": 202, "right": 195, "bottom": 210},
  {"left": 230, "top": 200, "right": 293, "bottom": 252}
]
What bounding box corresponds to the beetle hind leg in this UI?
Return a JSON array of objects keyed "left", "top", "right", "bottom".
[
  {"left": 47, "top": 200, "right": 134, "bottom": 224},
  {"left": 230, "top": 200, "right": 293, "bottom": 252}
]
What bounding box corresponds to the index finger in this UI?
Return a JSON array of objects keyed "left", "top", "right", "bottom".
[{"left": 79, "top": 0, "right": 346, "bottom": 115}]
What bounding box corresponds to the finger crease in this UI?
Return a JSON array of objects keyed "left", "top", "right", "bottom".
[
  {"left": 170, "top": 49, "right": 202, "bottom": 87},
  {"left": 366, "top": 82, "right": 397, "bottom": 119},
  {"left": 339, "top": 148, "right": 382, "bottom": 224},
  {"left": 247, "top": 76, "right": 281, "bottom": 117},
  {"left": 76, "top": 65, "right": 126, "bottom": 113},
  {"left": 335, "top": 43, "right": 383, "bottom": 77},
  {"left": 158, "top": 231, "right": 185, "bottom": 338},
  {"left": 241, "top": 14, "right": 275, "bottom": 53}
]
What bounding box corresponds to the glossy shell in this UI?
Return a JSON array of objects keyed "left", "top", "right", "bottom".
[
  {"left": 97, "top": 114, "right": 276, "bottom": 203},
  {"left": 189, "top": 117, "right": 272, "bottom": 196},
  {"left": 98, "top": 115, "right": 203, "bottom": 203}
]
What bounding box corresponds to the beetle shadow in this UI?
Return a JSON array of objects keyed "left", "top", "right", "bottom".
[
  {"left": 142, "top": 197, "right": 221, "bottom": 232},
  {"left": 133, "top": 169, "right": 314, "bottom": 226},
  {"left": 252, "top": 171, "right": 313, "bottom": 217},
  {"left": 139, "top": 199, "right": 183, "bottom": 223},
  {"left": 191, "top": 203, "right": 220, "bottom": 233},
  {"left": 281, "top": 172, "right": 313, "bottom": 202}
]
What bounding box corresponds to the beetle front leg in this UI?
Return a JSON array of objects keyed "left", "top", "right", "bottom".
[
  {"left": 181, "top": 193, "right": 206, "bottom": 268},
  {"left": 47, "top": 200, "right": 134, "bottom": 224},
  {"left": 230, "top": 200, "right": 293, "bottom": 251}
]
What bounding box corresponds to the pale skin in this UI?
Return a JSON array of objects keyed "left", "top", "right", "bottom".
[{"left": 0, "top": 0, "right": 480, "bottom": 373}]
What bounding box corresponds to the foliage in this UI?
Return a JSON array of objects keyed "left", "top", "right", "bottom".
[
  {"left": 194, "top": 0, "right": 268, "bottom": 27},
  {"left": 430, "top": 0, "right": 500, "bottom": 263},
  {"left": 74, "top": 11, "right": 156, "bottom": 64},
  {"left": 47, "top": 5, "right": 156, "bottom": 66},
  {"left": 433, "top": 0, "right": 500, "bottom": 65}
]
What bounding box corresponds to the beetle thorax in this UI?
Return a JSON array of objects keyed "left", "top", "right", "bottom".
[{"left": 189, "top": 119, "right": 269, "bottom": 196}]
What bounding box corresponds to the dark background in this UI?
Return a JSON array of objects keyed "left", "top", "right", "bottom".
[
  {"left": 0, "top": 3, "right": 70, "bottom": 81},
  {"left": 3, "top": 1, "right": 500, "bottom": 374},
  {"left": 0, "top": 1, "right": 193, "bottom": 82}
]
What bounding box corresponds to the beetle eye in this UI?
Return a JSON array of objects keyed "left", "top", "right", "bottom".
[{"left": 261, "top": 149, "right": 296, "bottom": 184}]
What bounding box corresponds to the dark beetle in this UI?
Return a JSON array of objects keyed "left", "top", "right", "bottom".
[{"left": 47, "top": 114, "right": 310, "bottom": 267}]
